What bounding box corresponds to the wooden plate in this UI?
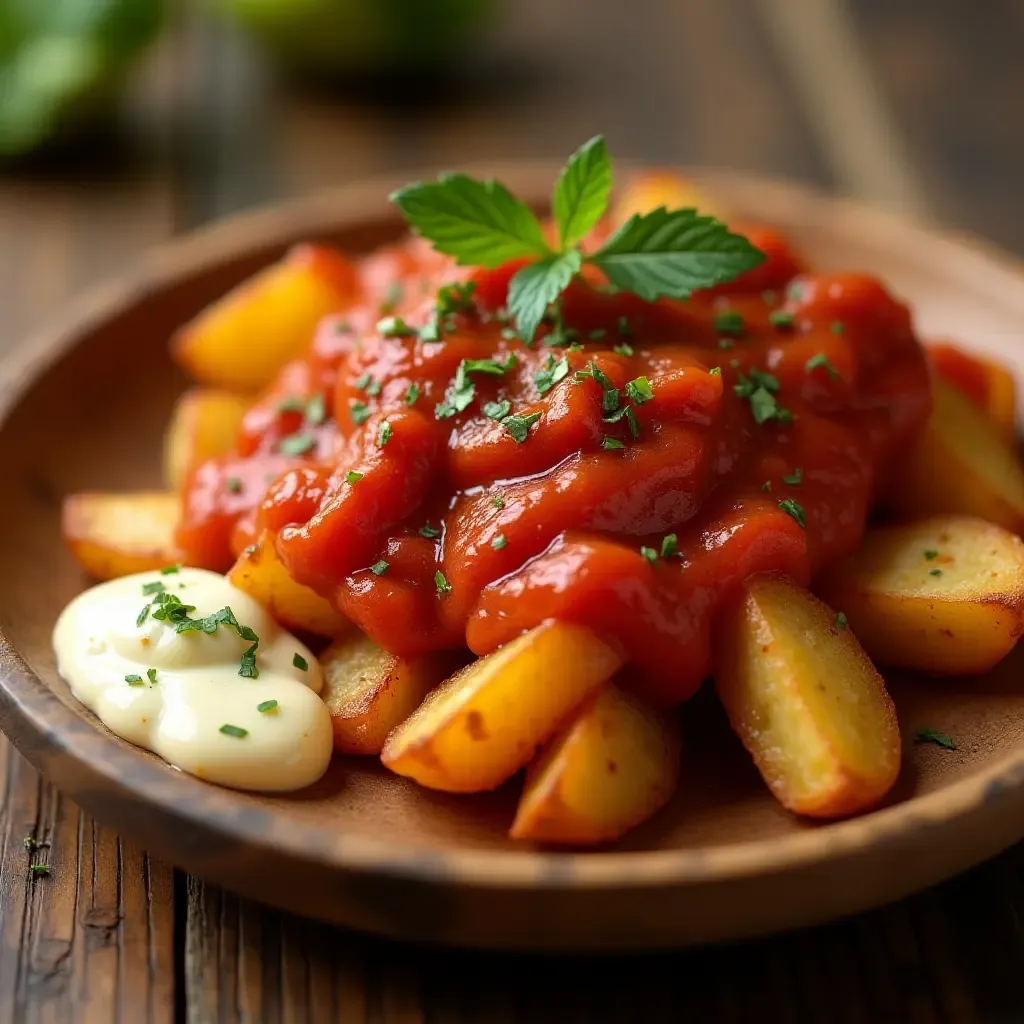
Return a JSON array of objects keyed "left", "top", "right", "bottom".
[{"left": 2, "top": 165, "right": 1024, "bottom": 951}]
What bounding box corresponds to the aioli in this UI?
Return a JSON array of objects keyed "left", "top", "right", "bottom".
[{"left": 53, "top": 567, "right": 333, "bottom": 792}]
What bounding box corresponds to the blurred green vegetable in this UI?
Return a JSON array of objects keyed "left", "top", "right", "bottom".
[
  {"left": 0, "top": 0, "right": 164, "bottom": 158},
  {"left": 215, "top": 0, "right": 495, "bottom": 80}
]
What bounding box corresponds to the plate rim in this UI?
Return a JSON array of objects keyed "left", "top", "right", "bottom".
[{"left": 3, "top": 164, "right": 1024, "bottom": 896}]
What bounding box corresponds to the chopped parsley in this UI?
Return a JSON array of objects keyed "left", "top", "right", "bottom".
[
  {"left": 660, "top": 533, "right": 678, "bottom": 558},
  {"left": 915, "top": 728, "right": 955, "bottom": 750},
  {"left": 147, "top": 668, "right": 158, "bottom": 684},
  {"left": 778, "top": 498, "right": 806, "bottom": 528},
  {"left": 436, "top": 281, "right": 477, "bottom": 317},
  {"left": 483, "top": 399, "right": 512, "bottom": 421},
  {"left": 491, "top": 534, "right": 508, "bottom": 551},
  {"left": 734, "top": 368, "right": 790, "bottom": 425},
  {"left": 435, "top": 571, "right": 453, "bottom": 596},
  {"left": 219, "top": 724, "right": 248, "bottom": 739},
  {"left": 769, "top": 310, "right": 795, "bottom": 329},
  {"left": 419, "top": 524, "right": 441, "bottom": 539},
  {"left": 280, "top": 432, "right": 317, "bottom": 457},
  {"left": 345, "top": 471, "right": 363, "bottom": 484},
  {"left": 29, "top": 864, "right": 50, "bottom": 878},
  {"left": 534, "top": 355, "right": 570, "bottom": 394},
  {"left": 404, "top": 383, "right": 420, "bottom": 406},
  {"left": 601, "top": 437, "right": 625, "bottom": 450},
  {"left": 805, "top": 353, "right": 839, "bottom": 379},
  {"left": 835, "top": 612, "right": 848, "bottom": 630},
  {"left": 376, "top": 420, "right": 393, "bottom": 447},
  {"left": 370, "top": 560, "right": 389, "bottom": 576},
  {"left": 492, "top": 495, "right": 505, "bottom": 510},
  {"left": 603, "top": 403, "right": 640, "bottom": 438},
  {"left": 714, "top": 310, "right": 745, "bottom": 336},
  {"left": 640, "top": 546, "right": 658, "bottom": 565},
  {"left": 613, "top": 342, "right": 634, "bottom": 357},
  {"left": 141, "top": 581, "right": 165, "bottom": 596},
  {"left": 349, "top": 401, "right": 371, "bottom": 426},
  {"left": 125, "top": 674, "right": 144, "bottom": 685},
  {"left": 293, "top": 653, "right": 308, "bottom": 671},
  {"left": 174, "top": 606, "right": 259, "bottom": 678},
  {"left": 225, "top": 477, "right": 243, "bottom": 494},
  {"left": 709, "top": 366, "right": 722, "bottom": 376},
  {"left": 159, "top": 565, "right": 180, "bottom": 575},
  {"left": 377, "top": 315, "right": 416, "bottom": 338},
  {"left": 924, "top": 550, "right": 939, "bottom": 560},
  {"left": 929, "top": 568, "right": 943, "bottom": 577},
  {"left": 136, "top": 606, "right": 150, "bottom": 627},
  {"left": 782, "top": 468, "right": 803, "bottom": 486},
  {"left": 624, "top": 376, "right": 654, "bottom": 405},
  {"left": 504, "top": 411, "right": 542, "bottom": 443},
  {"left": 257, "top": 700, "right": 279, "bottom": 713},
  {"left": 306, "top": 393, "right": 327, "bottom": 423}
]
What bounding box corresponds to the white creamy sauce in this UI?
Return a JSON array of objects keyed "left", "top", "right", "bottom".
[{"left": 53, "top": 568, "right": 333, "bottom": 792}]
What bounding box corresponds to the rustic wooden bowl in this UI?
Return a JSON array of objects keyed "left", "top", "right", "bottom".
[{"left": 2, "top": 166, "right": 1024, "bottom": 951}]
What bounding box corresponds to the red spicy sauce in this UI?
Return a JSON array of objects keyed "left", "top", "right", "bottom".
[{"left": 176, "top": 227, "right": 931, "bottom": 706}]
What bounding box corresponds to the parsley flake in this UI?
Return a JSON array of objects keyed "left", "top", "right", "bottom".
[
  {"left": 370, "top": 560, "right": 389, "bottom": 576},
  {"left": 142, "top": 581, "right": 165, "bottom": 596},
  {"left": 492, "top": 495, "right": 505, "bottom": 510},
  {"left": 778, "top": 498, "right": 806, "bottom": 528},
  {"left": 377, "top": 315, "right": 415, "bottom": 338},
  {"left": 147, "top": 668, "right": 158, "bottom": 684},
  {"left": 404, "top": 383, "right": 420, "bottom": 406},
  {"left": 293, "top": 653, "right": 308, "bottom": 671},
  {"left": 345, "top": 471, "right": 363, "bottom": 484},
  {"left": 491, "top": 534, "right": 508, "bottom": 551},
  {"left": 806, "top": 353, "right": 839, "bottom": 379},
  {"left": 219, "top": 724, "right": 248, "bottom": 739},
  {"left": 640, "top": 546, "right": 658, "bottom": 565},
  {"left": 125, "top": 674, "right": 144, "bottom": 685},
  {"left": 835, "top": 612, "right": 848, "bottom": 630},
  {"left": 280, "top": 432, "right": 317, "bottom": 457},
  {"left": 769, "top": 310, "right": 795, "bottom": 329},
  {"left": 613, "top": 342, "right": 634, "bottom": 357},
  {"left": 660, "top": 533, "right": 678, "bottom": 558},
  {"left": 29, "top": 864, "right": 50, "bottom": 878},
  {"left": 350, "top": 401, "right": 371, "bottom": 426},
  {"left": 915, "top": 728, "right": 955, "bottom": 750},
  {"left": 924, "top": 550, "right": 939, "bottom": 560},
  {"left": 929, "top": 568, "right": 943, "bottom": 577},
  {"left": 483, "top": 399, "right": 512, "bottom": 421},
  {"left": 435, "top": 570, "right": 453, "bottom": 596},
  {"left": 534, "top": 355, "right": 570, "bottom": 394},
  {"left": 159, "top": 565, "right": 181, "bottom": 575},
  {"left": 504, "top": 411, "right": 542, "bottom": 443},
  {"left": 782, "top": 468, "right": 803, "bottom": 486},
  {"left": 419, "top": 524, "right": 441, "bottom": 539},
  {"left": 376, "top": 420, "right": 393, "bottom": 447},
  {"left": 257, "top": 700, "right": 279, "bottom": 713},
  {"left": 601, "top": 437, "right": 625, "bottom": 450},
  {"left": 624, "top": 376, "right": 654, "bottom": 405},
  {"left": 714, "top": 310, "right": 745, "bottom": 336}
]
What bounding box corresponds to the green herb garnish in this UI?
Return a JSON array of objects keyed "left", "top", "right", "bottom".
[
  {"left": 534, "top": 355, "right": 570, "bottom": 395},
  {"left": 835, "top": 612, "right": 848, "bottom": 630},
  {"left": 125, "top": 674, "right": 144, "bottom": 685},
  {"left": 147, "top": 668, "right": 158, "bottom": 684},
  {"left": 640, "top": 546, "right": 658, "bottom": 565},
  {"left": 613, "top": 342, "right": 634, "bottom": 357},
  {"left": 924, "top": 550, "right": 939, "bottom": 560},
  {"left": 370, "top": 560, "right": 389, "bottom": 575},
  {"left": 929, "top": 568, "right": 943, "bottom": 577},
  {"left": 492, "top": 495, "right": 505, "bottom": 510},
  {"left": 491, "top": 534, "right": 508, "bottom": 551},
  {"left": 142, "top": 581, "right": 165, "bottom": 596},
  {"left": 624, "top": 376, "right": 654, "bottom": 405},
  {"left": 915, "top": 728, "right": 955, "bottom": 750},
  {"left": 601, "top": 437, "right": 625, "bottom": 450},
  {"left": 345, "top": 471, "right": 363, "bottom": 484},
  {"left": 280, "top": 432, "right": 317, "bottom": 457},
  {"left": 219, "top": 724, "right": 248, "bottom": 739},
  {"left": 377, "top": 421, "right": 393, "bottom": 447},
  {"left": 661, "top": 534, "right": 678, "bottom": 558},
  {"left": 435, "top": 570, "right": 453, "bottom": 596},
  {"left": 29, "top": 864, "right": 50, "bottom": 878},
  {"left": 806, "top": 353, "right": 839, "bottom": 380},
  {"left": 377, "top": 315, "right": 416, "bottom": 338},
  {"left": 782, "top": 468, "right": 803, "bottom": 486},
  {"left": 404, "top": 383, "right": 420, "bottom": 406},
  {"left": 349, "top": 401, "right": 371, "bottom": 426},
  {"left": 769, "top": 310, "right": 795, "bottom": 329},
  {"left": 159, "top": 565, "right": 181, "bottom": 575},
  {"left": 504, "top": 411, "right": 542, "bottom": 443},
  {"left": 225, "top": 477, "right": 243, "bottom": 494},
  {"left": 391, "top": 136, "right": 763, "bottom": 343},
  {"left": 714, "top": 310, "right": 745, "bottom": 336},
  {"left": 257, "top": 700, "right": 279, "bottom": 713},
  {"left": 293, "top": 653, "right": 308, "bottom": 671},
  {"left": 778, "top": 498, "right": 806, "bottom": 528},
  {"left": 419, "top": 524, "right": 441, "bottom": 539},
  {"left": 483, "top": 399, "right": 512, "bottom": 421}
]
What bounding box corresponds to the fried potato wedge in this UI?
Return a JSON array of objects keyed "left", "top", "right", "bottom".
[
  {"left": 381, "top": 621, "right": 623, "bottom": 793},
  {"left": 612, "top": 170, "right": 727, "bottom": 222},
  {"left": 226, "top": 531, "right": 348, "bottom": 638},
  {"left": 163, "top": 388, "right": 249, "bottom": 491},
  {"left": 171, "top": 244, "right": 356, "bottom": 392},
  {"left": 510, "top": 683, "right": 680, "bottom": 845},
  {"left": 62, "top": 492, "right": 181, "bottom": 580},
  {"left": 928, "top": 343, "right": 1017, "bottom": 444},
  {"left": 320, "top": 633, "right": 456, "bottom": 755},
  {"left": 713, "top": 574, "right": 900, "bottom": 818},
  {"left": 817, "top": 516, "right": 1024, "bottom": 675},
  {"left": 887, "top": 376, "right": 1024, "bottom": 533}
]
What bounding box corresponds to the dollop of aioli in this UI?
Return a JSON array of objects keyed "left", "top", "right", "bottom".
[{"left": 53, "top": 567, "right": 333, "bottom": 792}]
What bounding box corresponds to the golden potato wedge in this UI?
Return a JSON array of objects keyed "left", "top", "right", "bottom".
[
  {"left": 226, "top": 531, "right": 348, "bottom": 638},
  {"left": 713, "top": 573, "right": 900, "bottom": 818},
  {"left": 817, "top": 516, "right": 1024, "bottom": 675},
  {"left": 887, "top": 376, "right": 1024, "bottom": 533},
  {"left": 928, "top": 343, "right": 1017, "bottom": 444},
  {"left": 171, "top": 243, "right": 356, "bottom": 392},
  {"left": 163, "top": 387, "right": 249, "bottom": 491},
  {"left": 612, "top": 170, "right": 727, "bottom": 223},
  {"left": 510, "top": 683, "right": 680, "bottom": 845},
  {"left": 381, "top": 621, "right": 624, "bottom": 793},
  {"left": 62, "top": 492, "right": 181, "bottom": 581},
  {"left": 320, "top": 633, "right": 457, "bottom": 755}
]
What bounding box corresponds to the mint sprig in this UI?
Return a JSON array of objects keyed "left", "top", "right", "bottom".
[{"left": 392, "top": 136, "right": 764, "bottom": 344}]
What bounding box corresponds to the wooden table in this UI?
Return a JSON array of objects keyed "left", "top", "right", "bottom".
[{"left": 3, "top": 1, "right": 1024, "bottom": 1020}]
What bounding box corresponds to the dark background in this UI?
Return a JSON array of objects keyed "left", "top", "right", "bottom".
[{"left": 3, "top": 1, "right": 1024, "bottom": 1021}]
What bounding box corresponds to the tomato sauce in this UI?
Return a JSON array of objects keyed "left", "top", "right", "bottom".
[{"left": 176, "top": 227, "right": 931, "bottom": 706}]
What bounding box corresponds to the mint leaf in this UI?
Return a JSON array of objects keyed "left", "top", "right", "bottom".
[
  {"left": 507, "top": 251, "right": 582, "bottom": 342},
  {"left": 589, "top": 208, "right": 764, "bottom": 301},
  {"left": 552, "top": 136, "right": 612, "bottom": 250},
  {"left": 390, "top": 174, "right": 551, "bottom": 268}
]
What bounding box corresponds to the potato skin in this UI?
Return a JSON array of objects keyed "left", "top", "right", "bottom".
[
  {"left": 510, "top": 683, "right": 680, "bottom": 845},
  {"left": 887, "top": 376, "right": 1024, "bottom": 533},
  {"left": 163, "top": 388, "right": 249, "bottom": 491},
  {"left": 381, "top": 620, "right": 623, "bottom": 793},
  {"left": 817, "top": 515, "right": 1024, "bottom": 675},
  {"left": 171, "top": 244, "right": 356, "bottom": 392},
  {"left": 62, "top": 492, "right": 181, "bottom": 580},
  {"left": 226, "top": 531, "right": 348, "bottom": 638},
  {"left": 714, "top": 573, "right": 900, "bottom": 819},
  {"left": 320, "top": 633, "right": 457, "bottom": 755}
]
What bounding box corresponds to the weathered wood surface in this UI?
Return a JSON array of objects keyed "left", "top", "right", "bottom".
[{"left": 4, "top": 0, "right": 1024, "bottom": 1019}]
